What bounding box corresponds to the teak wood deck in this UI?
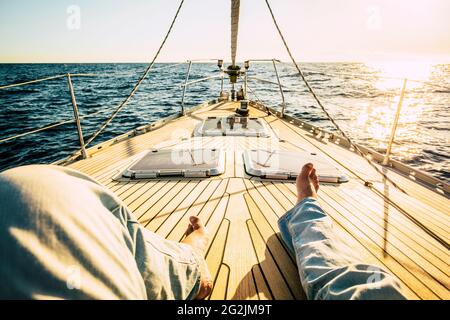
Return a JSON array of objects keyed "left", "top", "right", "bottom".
[{"left": 66, "top": 101, "right": 450, "bottom": 300}]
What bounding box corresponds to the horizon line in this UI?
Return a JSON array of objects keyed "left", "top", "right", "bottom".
[{"left": 2, "top": 60, "right": 450, "bottom": 64}]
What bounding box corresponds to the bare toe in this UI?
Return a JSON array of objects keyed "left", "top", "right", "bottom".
[
  {"left": 310, "top": 168, "right": 320, "bottom": 192},
  {"left": 189, "top": 216, "right": 204, "bottom": 231},
  {"left": 182, "top": 216, "right": 210, "bottom": 254},
  {"left": 183, "top": 216, "right": 213, "bottom": 299},
  {"left": 296, "top": 163, "right": 318, "bottom": 203},
  {"left": 299, "top": 163, "right": 314, "bottom": 180},
  {"left": 185, "top": 216, "right": 206, "bottom": 237},
  {"left": 195, "top": 277, "right": 213, "bottom": 300},
  {"left": 185, "top": 223, "right": 194, "bottom": 237}
]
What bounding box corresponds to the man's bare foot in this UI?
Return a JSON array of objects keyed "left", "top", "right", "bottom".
[
  {"left": 182, "top": 216, "right": 213, "bottom": 300},
  {"left": 296, "top": 163, "right": 320, "bottom": 204}
]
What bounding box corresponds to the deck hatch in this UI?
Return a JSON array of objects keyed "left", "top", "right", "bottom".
[
  {"left": 194, "top": 116, "right": 270, "bottom": 137},
  {"left": 243, "top": 150, "right": 349, "bottom": 183},
  {"left": 122, "top": 148, "right": 225, "bottom": 179}
]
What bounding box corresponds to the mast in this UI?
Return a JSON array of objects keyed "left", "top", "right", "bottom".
[
  {"left": 230, "top": 0, "right": 240, "bottom": 67},
  {"left": 227, "top": 0, "right": 245, "bottom": 107}
]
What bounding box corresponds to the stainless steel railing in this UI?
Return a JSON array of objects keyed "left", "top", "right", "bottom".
[
  {"left": 67, "top": 74, "right": 88, "bottom": 159},
  {"left": 272, "top": 59, "right": 287, "bottom": 117},
  {"left": 0, "top": 63, "right": 186, "bottom": 159},
  {"left": 0, "top": 73, "right": 99, "bottom": 157},
  {"left": 181, "top": 60, "right": 193, "bottom": 115}
]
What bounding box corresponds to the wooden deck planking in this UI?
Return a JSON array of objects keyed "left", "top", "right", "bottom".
[
  {"left": 269, "top": 116, "right": 450, "bottom": 213},
  {"left": 206, "top": 218, "right": 231, "bottom": 300},
  {"left": 209, "top": 264, "right": 230, "bottom": 300},
  {"left": 247, "top": 220, "right": 296, "bottom": 300},
  {"left": 338, "top": 183, "right": 450, "bottom": 261},
  {"left": 165, "top": 180, "right": 224, "bottom": 242},
  {"left": 125, "top": 181, "right": 169, "bottom": 213},
  {"left": 145, "top": 181, "right": 203, "bottom": 232},
  {"left": 328, "top": 184, "right": 450, "bottom": 271},
  {"left": 245, "top": 194, "right": 305, "bottom": 299},
  {"left": 251, "top": 180, "right": 445, "bottom": 300},
  {"left": 119, "top": 181, "right": 160, "bottom": 206},
  {"left": 64, "top": 101, "right": 449, "bottom": 300},
  {"left": 281, "top": 182, "right": 445, "bottom": 299},
  {"left": 319, "top": 190, "right": 449, "bottom": 298},
  {"left": 370, "top": 184, "right": 450, "bottom": 238},
  {"left": 251, "top": 264, "right": 273, "bottom": 300},
  {"left": 140, "top": 181, "right": 193, "bottom": 228},
  {"left": 222, "top": 178, "right": 259, "bottom": 300},
  {"left": 274, "top": 182, "right": 420, "bottom": 300},
  {"left": 266, "top": 116, "right": 449, "bottom": 243},
  {"left": 152, "top": 180, "right": 213, "bottom": 237},
  {"left": 136, "top": 181, "right": 191, "bottom": 223}
]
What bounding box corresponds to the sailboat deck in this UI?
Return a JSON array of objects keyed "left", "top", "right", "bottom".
[{"left": 67, "top": 101, "right": 450, "bottom": 300}]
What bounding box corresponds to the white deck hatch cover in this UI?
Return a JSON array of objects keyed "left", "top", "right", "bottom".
[
  {"left": 243, "top": 150, "right": 349, "bottom": 183},
  {"left": 123, "top": 148, "right": 225, "bottom": 179},
  {"left": 194, "top": 116, "right": 270, "bottom": 137}
]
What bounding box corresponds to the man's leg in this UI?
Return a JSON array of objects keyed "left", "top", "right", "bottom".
[
  {"left": 181, "top": 216, "right": 213, "bottom": 300},
  {"left": 278, "top": 164, "right": 406, "bottom": 300},
  {"left": 0, "top": 165, "right": 209, "bottom": 299}
]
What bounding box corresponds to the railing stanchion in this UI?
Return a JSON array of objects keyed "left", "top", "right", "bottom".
[
  {"left": 383, "top": 78, "right": 408, "bottom": 166},
  {"left": 67, "top": 74, "right": 88, "bottom": 159},
  {"left": 181, "top": 60, "right": 192, "bottom": 115},
  {"left": 272, "top": 59, "right": 286, "bottom": 117}
]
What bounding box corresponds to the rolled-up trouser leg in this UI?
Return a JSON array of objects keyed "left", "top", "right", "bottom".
[
  {"left": 278, "top": 197, "right": 406, "bottom": 300},
  {"left": 0, "top": 165, "right": 201, "bottom": 299}
]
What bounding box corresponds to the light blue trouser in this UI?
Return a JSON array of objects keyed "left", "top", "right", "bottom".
[
  {"left": 278, "top": 197, "right": 407, "bottom": 300},
  {"left": 0, "top": 165, "right": 406, "bottom": 300},
  {"left": 0, "top": 165, "right": 201, "bottom": 300}
]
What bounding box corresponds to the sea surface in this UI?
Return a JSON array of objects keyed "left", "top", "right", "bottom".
[{"left": 0, "top": 63, "right": 449, "bottom": 183}]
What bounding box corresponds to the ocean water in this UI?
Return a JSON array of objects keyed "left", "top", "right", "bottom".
[{"left": 0, "top": 63, "right": 449, "bottom": 183}]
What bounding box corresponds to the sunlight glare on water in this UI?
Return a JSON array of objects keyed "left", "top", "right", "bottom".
[
  {"left": 367, "top": 60, "right": 433, "bottom": 90},
  {"left": 357, "top": 61, "right": 438, "bottom": 160}
]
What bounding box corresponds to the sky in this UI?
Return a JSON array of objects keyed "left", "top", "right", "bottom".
[{"left": 0, "top": 0, "right": 449, "bottom": 63}]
